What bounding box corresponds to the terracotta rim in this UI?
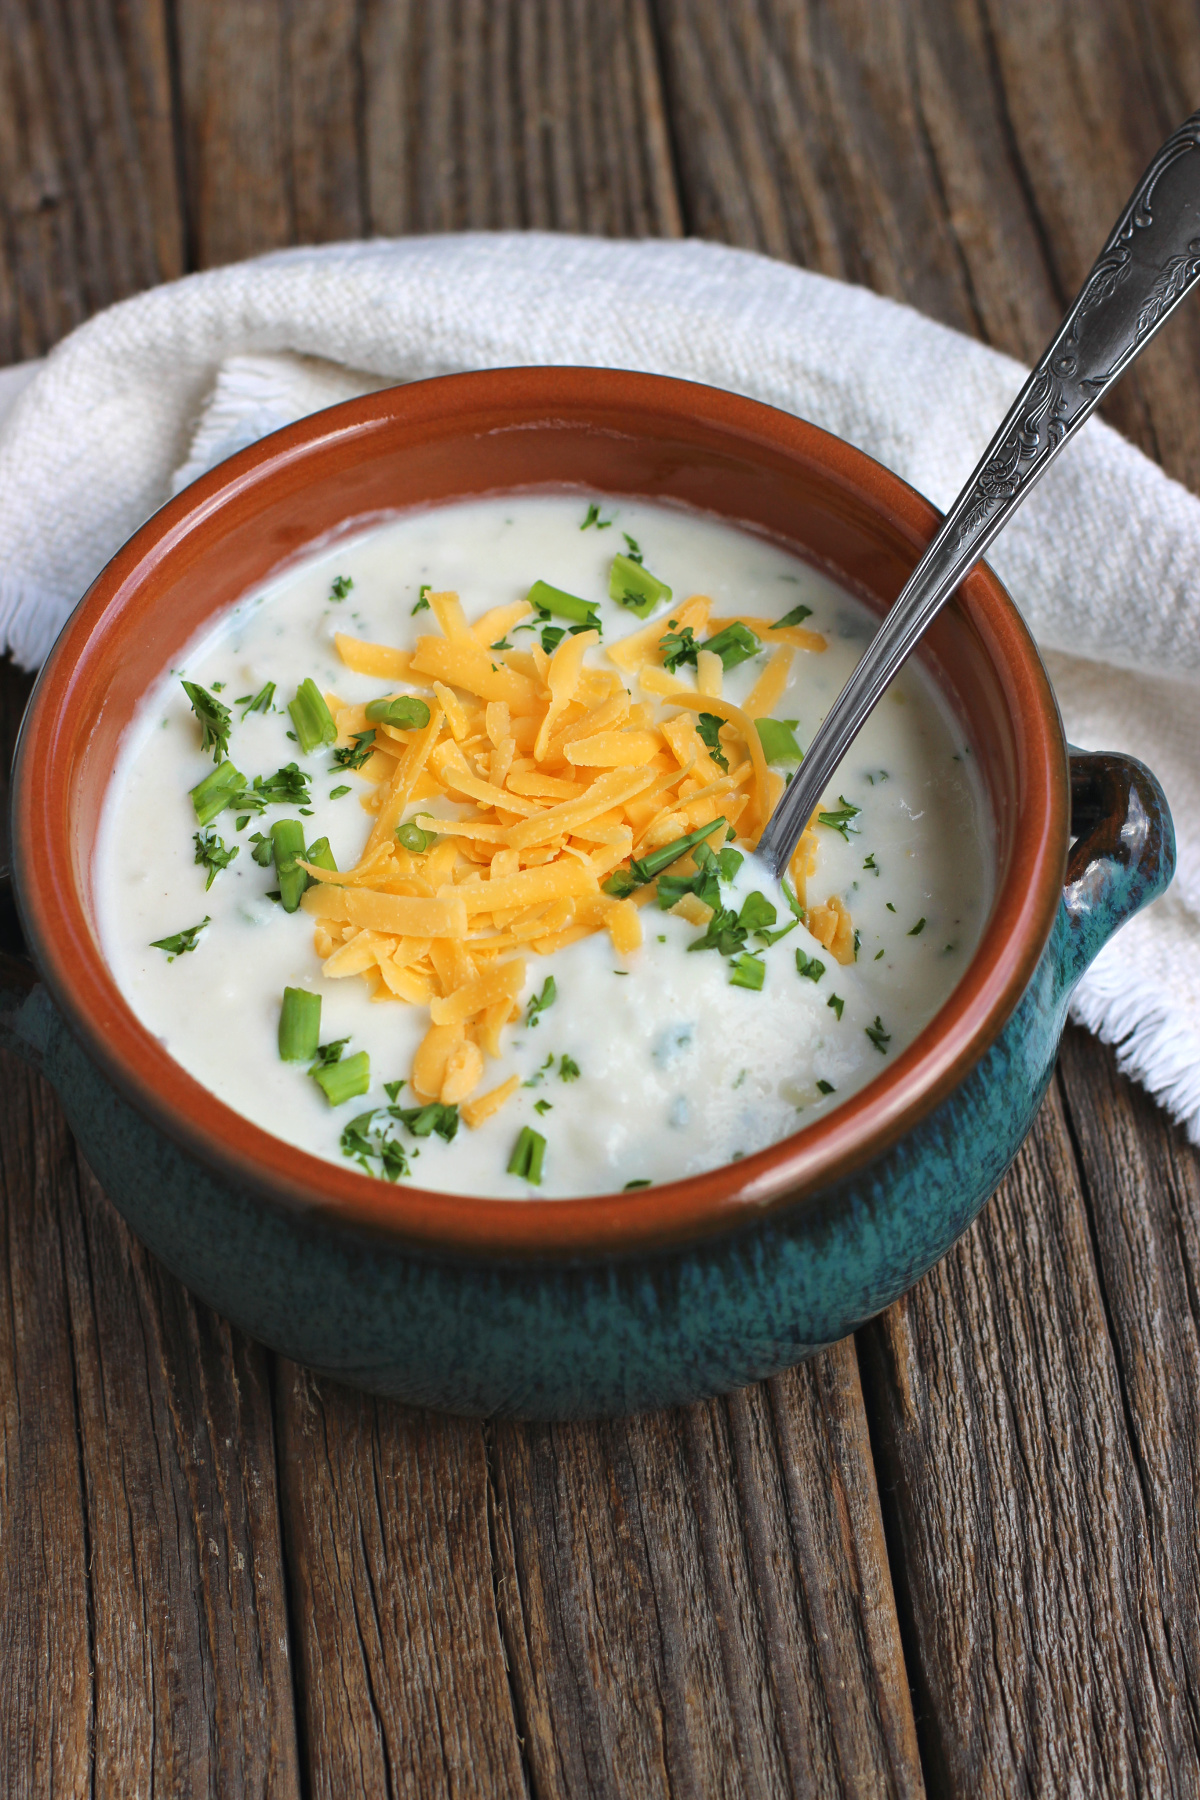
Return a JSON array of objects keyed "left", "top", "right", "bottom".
[{"left": 12, "top": 367, "right": 1069, "bottom": 1260}]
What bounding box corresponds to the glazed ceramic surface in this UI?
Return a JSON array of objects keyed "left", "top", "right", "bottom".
[{"left": 0, "top": 369, "right": 1176, "bottom": 1417}]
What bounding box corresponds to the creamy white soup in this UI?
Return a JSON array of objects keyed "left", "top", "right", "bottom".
[{"left": 95, "top": 494, "right": 990, "bottom": 1199}]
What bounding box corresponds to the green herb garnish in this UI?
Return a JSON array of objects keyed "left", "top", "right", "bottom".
[
  {"left": 908, "top": 917, "right": 926, "bottom": 936},
  {"left": 559, "top": 1055, "right": 581, "bottom": 1081},
  {"left": 816, "top": 1079, "right": 835, "bottom": 1095},
  {"left": 251, "top": 763, "right": 312, "bottom": 808},
  {"left": 602, "top": 818, "right": 729, "bottom": 899},
  {"left": 366, "top": 695, "right": 432, "bottom": 730},
  {"left": 271, "top": 818, "right": 310, "bottom": 912},
  {"left": 394, "top": 1102, "right": 459, "bottom": 1142},
  {"left": 306, "top": 836, "right": 337, "bottom": 873},
  {"left": 863, "top": 853, "right": 878, "bottom": 874},
  {"left": 288, "top": 679, "right": 338, "bottom": 754},
  {"left": 624, "top": 1178, "right": 651, "bottom": 1190},
  {"left": 696, "top": 712, "right": 729, "bottom": 771},
  {"left": 780, "top": 879, "right": 805, "bottom": 922},
  {"left": 755, "top": 718, "right": 804, "bottom": 765},
  {"left": 334, "top": 730, "right": 376, "bottom": 771},
  {"left": 190, "top": 761, "right": 247, "bottom": 826},
  {"left": 622, "top": 533, "right": 643, "bottom": 563},
  {"left": 533, "top": 1099, "right": 553, "bottom": 1116},
  {"left": 581, "top": 502, "right": 613, "bottom": 531},
  {"left": 330, "top": 784, "right": 351, "bottom": 799},
  {"left": 150, "top": 917, "right": 210, "bottom": 959},
  {"left": 526, "top": 976, "right": 557, "bottom": 1027},
  {"left": 508, "top": 1125, "right": 547, "bottom": 1184},
  {"left": 610, "top": 553, "right": 670, "bottom": 618},
  {"left": 234, "top": 681, "right": 276, "bottom": 719},
  {"left": 865, "top": 1017, "right": 891, "bottom": 1054},
  {"left": 193, "top": 829, "right": 239, "bottom": 889},
  {"left": 310, "top": 1045, "right": 371, "bottom": 1106},
  {"left": 795, "top": 949, "right": 825, "bottom": 982},
  {"left": 396, "top": 818, "right": 436, "bottom": 853},
  {"left": 827, "top": 993, "right": 844, "bottom": 1020},
  {"left": 278, "top": 987, "right": 321, "bottom": 1062},
  {"left": 658, "top": 624, "right": 699, "bottom": 672},
  {"left": 330, "top": 574, "right": 353, "bottom": 600},
  {"left": 817, "top": 796, "right": 861, "bottom": 839},
  {"left": 340, "top": 1110, "right": 410, "bottom": 1181},
  {"left": 181, "top": 680, "right": 232, "bottom": 762},
  {"left": 774, "top": 603, "right": 813, "bottom": 629},
  {"left": 702, "top": 622, "right": 761, "bottom": 671},
  {"left": 412, "top": 585, "right": 431, "bottom": 614},
  {"left": 729, "top": 952, "right": 765, "bottom": 991},
  {"left": 527, "top": 580, "right": 601, "bottom": 631}
]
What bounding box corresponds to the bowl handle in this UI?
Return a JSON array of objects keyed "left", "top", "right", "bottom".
[{"left": 1059, "top": 748, "right": 1176, "bottom": 991}]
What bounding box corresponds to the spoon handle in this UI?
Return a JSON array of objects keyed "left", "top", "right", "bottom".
[{"left": 758, "top": 110, "right": 1200, "bottom": 878}]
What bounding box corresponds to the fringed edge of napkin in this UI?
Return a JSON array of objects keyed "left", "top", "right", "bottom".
[{"left": 1072, "top": 966, "right": 1200, "bottom": 1145}]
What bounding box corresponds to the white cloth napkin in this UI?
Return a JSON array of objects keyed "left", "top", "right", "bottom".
[{"left": 0, "top": 233, "right": 1196, "bottom": 1141}]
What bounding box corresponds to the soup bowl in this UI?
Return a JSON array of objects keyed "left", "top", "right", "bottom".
[{"left": 0, "top": 367, "right": 1174, "bottom": 1417}]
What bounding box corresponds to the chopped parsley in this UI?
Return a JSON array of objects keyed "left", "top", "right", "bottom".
[
  {"left": 394, "top": 1102, "right": 459, "bottom": 1142},
  {"left": 340, "top": 1110, "right": 411, "bottom": 1182},
  {"left": 863, "top": 853, "right": 878, "bottom": 874},
  {"left": 622, "top": 532, "right": 643, "bottom": 563},
  {"left": 333, "top": 729, "right": 376, "bottom": 771},
  {"left": 508, "top": 1125, "right": 547, "bottom": 1184},
  {"left": 816, "top": 796, "right": 861, "bottom": 839},
  {"left": 702, "top": 622, "right": 761, "bottom": 671},
  {"left": 411, "top": 585, "right": 431, "bottom": 614},
  {"left": 526, "top": 976, "right": 557, "bottom": 1027},
  {"left": 827, "top": 993, "right": 844, "bottom": 1020},
  {"left": 249, "top": 831, "right": 273, "bottom": 867},
  {"left": 774, "top": 603, "right": 814, "bottom": 629},
  {"left": 580, "top": 502, "right": 613, "bottom": 530},
  {"left": 795, "top": 948, "right": 825, "bottom": 982},
  {"left": 330, "top": 574, "right": 353, "bottom": 600},
  {"left": 658, "top": 624, "right": 699, "bottom": 673},
  {"left": 875, "top": 948, "right": 885, "bottom": 960},
  {"left": 816, "top": 1079, "right": 835, "bottom": 1095},
  {"left": 559, "top": 1055, "right": 581, "bottom": 1081},
  {"left": 253, "top": 763, "right": 311, "bottom": 808},
  {"left": 193, "top": 829, "right": 239, "bottom": 889},
  {"left": 181, "top": 680, "right": 232, "bottom": 762},
  {"left": 624, "top": 1179, "right": 651, "bottom": 1190},
  {"left": 908, "top": 917, "right": 927, "bottom": 936},
  {"left": 150, "top": 917, "right": 210, "bottom": 960},
  {"left": 886, "top": 902, "right": 896, "bottom": 913},
  {"left": 533, "top": 1099, "right": 553, "bottom": 1116},
  {"left": 865, "top": 1016, "right": 892, "bottom": 1054},
  {"left": 235, "top": 680, "right": 276, "bottom": 719},
  {"left": 696, "top": 712, "right": 729, "bottom": 771}
]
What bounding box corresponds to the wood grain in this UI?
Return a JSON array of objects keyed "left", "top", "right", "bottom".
[{"left": 490, "top": 1340, "right": 923, "bottom": 1798}]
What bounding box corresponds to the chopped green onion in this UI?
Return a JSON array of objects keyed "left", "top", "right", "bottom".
[
  {"left": 191, "top": 760, "right": 247, "bottom": 826},
  {"left": 729, "top": 952, "right": 765, "bottom": 991},
  {"left": 365, "top": 695, "right": 432, "bottom": 730},
  {"left": 306, "top": 836, "right": 337, "bottom": 872},
  {"left": 780, "top": 878, "right": 805, "bottom": 922},
  {"left": 271, "top": 818, "right": 310, "bottom": 912},
  {"left": 817, "top": 796, "right": 861, "bottom": 838},
  {"left": 774, "top": 603, "right": 813, "bottom": 628},
  {"left": 526, "top": 976, "right": 557, "bottom": 1027},
  {"left": 703, "top": 622, "right": 762, "bottom": 671},
  {"left": 526, "top": 580, "right": 601, "bottom": 631},
  {"left": 193, "top": 829, "right": 239, "bottom": 889},
  {"left": 609, "top": 553, "right": 670, "bottom": 618},
  {"left": 181, "top": 680, "right": 232, "bottom": 762},
  {"left": 396, "top": 818, "right": 436, "bottom": 852},
  {"left": 330, "top": 784, "right": 351, "bottom": 799},
  {"left": 310, "top": 1049, "right": 371, "bottom": 1106},
  {"left": 149, "top": 917, "right": 210, "bottom": 960},
  {"left": 279, "top": 987, "right": 321, "bottom": 1061},
  {"left": 755, "top": 718, "right": 804, "bottom": 765},
  {"left": 288, "top": 678, "right": 338, "bottom": 754},
  {"left": 330, "top": 574, "right": 353, "bottom": 600},
  {"left": 507, "top": 1125, "right": 547, "bottom": 1184},
  {"left": 631, "top": 819, "right": 727, "bottom": 884}
]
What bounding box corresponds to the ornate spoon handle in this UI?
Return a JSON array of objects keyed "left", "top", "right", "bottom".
[{"left": 758, "top": 111, "right": 1200, "bottom": 877}]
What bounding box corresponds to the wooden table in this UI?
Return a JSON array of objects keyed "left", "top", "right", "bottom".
[{"left": 3, "top": 4, "right": 1200, "bottom": 1793}]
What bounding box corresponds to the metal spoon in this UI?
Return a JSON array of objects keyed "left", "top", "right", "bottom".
[{"left": 758, "top": 110, "right": 1200, "bottom": 878}]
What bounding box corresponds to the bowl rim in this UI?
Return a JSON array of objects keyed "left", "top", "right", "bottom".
[{"left": 11, "top": 366, "right": 1069, "bottom": 1260}]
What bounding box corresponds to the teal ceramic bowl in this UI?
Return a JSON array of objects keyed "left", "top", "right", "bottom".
[{"left": 0, "top": 369, "right": 1175, "bottom": 1417}]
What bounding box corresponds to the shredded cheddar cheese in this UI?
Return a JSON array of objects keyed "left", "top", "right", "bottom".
[{"left": 318, "top": 589, "right": 832, "bottom": 1110}]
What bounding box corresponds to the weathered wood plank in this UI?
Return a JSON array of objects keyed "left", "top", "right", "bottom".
[
  {"left": 0, "top": 0, "right": 182, "bottom": 359},
  {"left": 491, "top": 1339, "right": 924, "bottom": 1798},
  {"left": 275, "top": 1368, "right": 527, "bottom": 1800},
  {"left": 860, "top": 1084, "right": 1200, "bottom": 1793}
]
